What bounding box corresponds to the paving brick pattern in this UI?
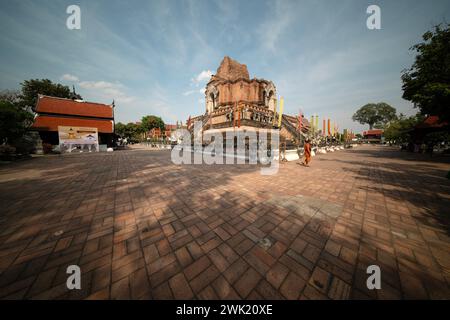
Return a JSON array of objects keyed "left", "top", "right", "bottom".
[{"left": 0, "top": 145, "right": 449, "bottom": 299}]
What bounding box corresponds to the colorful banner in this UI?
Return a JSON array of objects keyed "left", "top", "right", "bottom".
[
  {"left": 323, "top": 119, "right": 326, "bottom": 136},
  {"left": 272, "top": 99, "right": 278, "bottom": 126},
  {"left": 277, "top": 97, "right": 284, "bottom": 128},
  {"left": 327, "top": 119, "right": 331, "bottom": 136}
]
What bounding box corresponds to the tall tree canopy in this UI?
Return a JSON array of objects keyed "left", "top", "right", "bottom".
[
  {"left": 0, "top": 90, "right": 21, "bottom": 104},
  {"left": 115, "top": 122, "right": 142, "bottom": 140},
  {"left": 401, "top": 24, "right": 450, "bottom": 123},
  {"left": 141, "top": 115, "right": 165, "bottom": 132},
  {"left": 0, "top": 100, "right": 34, "bottom": 144},
  {"left": 20, "top": 79, "right": 82, "bottom": 109},
  {"left": 352, "top": 102, "right": 397, "bottom": 129},
  {"left": 383, "top": 113, "right": 425, "bottom": 143}
]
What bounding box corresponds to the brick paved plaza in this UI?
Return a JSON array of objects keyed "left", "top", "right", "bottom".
[{"left": 0, "top": 145, "right": 449, "bottom": 299}]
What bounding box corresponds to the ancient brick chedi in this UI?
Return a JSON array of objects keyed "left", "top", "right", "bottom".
[{"left": 189, "top": 56, "right": 309, "bottom": 145}]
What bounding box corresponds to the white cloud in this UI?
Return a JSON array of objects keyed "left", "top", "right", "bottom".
[
  {"left": 58, "top": 78, "right": 135, "bottom": 103},
  {"left": 192, "top": 70, "right": 212, "bottom": 84},
  {"left": 60, "top": 74, "right": 79, "bottom": 82},
  {"left": 183, "top": 90, "right": 196, "bottom": 96},
  {"left": 258, "top": 0, "right": 296, "bottom": 53},
  {"left": 114, "top": 95, "right": 135, "bottom": 104},
  {"left": 184, "top": 70, "right": 211, "bottom": 95},
  {"left": 78, "top": 80, "right": 135, "bottom": 104},
  {"left": 183, "top": 88, "right": 205, "bottom": 96},
  {"left": 79, "top": 80, "right": 121, "bottom": 90}
]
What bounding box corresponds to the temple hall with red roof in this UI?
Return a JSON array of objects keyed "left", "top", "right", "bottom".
[{"left": 31, "top": 95, "right": 115, "bottom": 146}]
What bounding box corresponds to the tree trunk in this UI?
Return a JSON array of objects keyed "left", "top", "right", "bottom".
[{"left": 369, "top": 123, "right": 373, "bottom": 130}]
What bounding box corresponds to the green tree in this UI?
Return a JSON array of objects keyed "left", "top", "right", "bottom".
[
  {"left": 0, "top": 90, "right": 21, "bottom": 104},
  {"left": 115, "top": 122, "right": 141, "bottom": 140},
  {"left": 383, "top": 113, "right": 425, "bottom": 143},
  {"left": 352, "top": 103, "right": 397, "bottom": 129},
  {"left": 402, "top": 24, "right": 450, "bottom": 123},
  {"left": 115, "top": 122, "right": 127, "bottom": 138},
  {"left": 141, "top": 115, "right": 165, "bottom": 132},
  {"left": 424, "top": 131, "right": 450, "bottom": 146},
  {"left": 0, "top": 100, "right": 34, "bottom": 145},
  {"left": 19, "top": 79, "right": 82, "bottom": 110}
]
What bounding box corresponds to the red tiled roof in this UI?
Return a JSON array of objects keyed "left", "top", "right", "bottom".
[
  {"left": 35, "top": 95, "right": 113, "bottom": 118},
  {"left": 363, "top": 129, "right": 383, "bottom": 135},
  {"left": 32, "top": 116, "right": 113, "bottom": 133},
  {"left": 416, "top": 116, "right": 447, "bottom": 129}
]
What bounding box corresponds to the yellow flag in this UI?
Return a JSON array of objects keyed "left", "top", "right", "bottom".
[{"left": 277, "top": 97, "right": 284, "bottom": 127}]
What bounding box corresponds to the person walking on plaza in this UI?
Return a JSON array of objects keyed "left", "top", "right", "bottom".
[{"left": 302, "top": 139, "right": 312, "bottom": 167}]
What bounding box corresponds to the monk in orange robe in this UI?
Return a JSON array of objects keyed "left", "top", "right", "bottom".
[{"left": 303, "top": 139, "right": 311, "bottom": 167}]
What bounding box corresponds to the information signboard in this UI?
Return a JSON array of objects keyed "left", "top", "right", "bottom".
[{"left": 58, "top": 126, "right": 99, "bottom": 152}]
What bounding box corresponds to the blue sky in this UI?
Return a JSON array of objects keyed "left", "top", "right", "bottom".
[{"left": 1, "top": 0, "right": 449, "bottom": 132}]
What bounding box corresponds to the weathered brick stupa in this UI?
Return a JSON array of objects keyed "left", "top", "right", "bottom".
[{"left": 188, "top": 56, "right": 309, "bottom": 147}]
